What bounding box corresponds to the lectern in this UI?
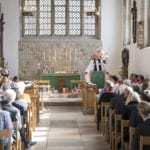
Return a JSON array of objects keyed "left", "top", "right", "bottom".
[{"left": 91, "top": 71, "right": 105, "bottom": 89}]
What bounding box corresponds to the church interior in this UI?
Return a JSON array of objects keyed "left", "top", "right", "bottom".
[{"left": 0, "top": 0, "right": 150, "bottom": 150}]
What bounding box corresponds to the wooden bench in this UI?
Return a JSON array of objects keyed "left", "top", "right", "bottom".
[
  {"left": 140, "top": 136, "right": 150, "bottom": 150},
  {"left": 70, "top": 80, "right": 84, "bottom": 89}
]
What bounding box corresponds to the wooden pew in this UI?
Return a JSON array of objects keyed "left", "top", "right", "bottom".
[
  {"left": 100, "top": 102, "right": 110, "bottom": 136},
  {"left": 114, "top": 114, "right": 122, "bottom": 150},
  {"left": 0, "top": 129, "right": 13, "bottom": 150},
  {"left": 121, "top": 120, "right": 129, "bottom": 149},
  {"left": 140, "top": 136, "right": 150, "bottom": 150},
  {"left": 13, "top": 121, "right": 22, "bottom": 150},
  {"left": 109, "top": 109, "right": 115, "bottom": 148},
  {"left": 129, "top": 127, "right": 135, "bottom": 149},
  {"left": 94, "top": 94, "right": 98, "bottom": 122},
  {"left": 0, "top": 139, "right": 4, "bottom": 150},
  {"left": 70, "top": 80, "right": 84, "bottom": 89}
]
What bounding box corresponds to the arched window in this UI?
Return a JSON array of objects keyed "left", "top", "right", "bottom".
[{"left": 21, "top": 0, "right": 100, "bottom": 38}]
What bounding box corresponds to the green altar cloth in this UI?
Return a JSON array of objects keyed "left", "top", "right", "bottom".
[
  {"left": 91, "top": 71, "right": 105, "bottom": 89},
  {"left": 41, "top": 73, "right": 80, "bottom": 89}
]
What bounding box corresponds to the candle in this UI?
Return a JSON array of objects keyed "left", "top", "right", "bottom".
[
  {"left": 70, "top": 50, "right": 71, "bottom": 62},
  {"left": 49, "top": 49, "right": 50, "bottom": 61},
  {"left": 55, "top": 49, "right": 56, "bottom": 61},
  {"left": 66, "top": 49, "right": 67, "bottom": 62},
  {"left": 43, "top": 50, "right": 45, "bottom": 61},
  {"left": 74, "top": 49, "right": 76, "bottom": 62}
]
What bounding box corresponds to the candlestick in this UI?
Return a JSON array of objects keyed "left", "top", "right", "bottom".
[
  {"left": 43, "top": 50, "right": 45, "bottom": 62},
  {"left": 55, "top": 49, "right": 56, "bottom": 61},
  {"left": 74, "top": 49, "right": 76, "bottom": 62}
]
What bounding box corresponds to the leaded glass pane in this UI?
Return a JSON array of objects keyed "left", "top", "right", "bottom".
[
  {"left": 83, "top": 0, "right": 96, "bottom": 36},
  {"left": 39, "top": 0, "right": 51, "bottom": 35},
  {"left": 55, "top": 0, "right": 65, "bottom": 5},
  {"left": 69, "top": 0, "right": 80, "bottom": 35},
  {"left": 55, "top": 24, "right": 66, "bottom": 35}
]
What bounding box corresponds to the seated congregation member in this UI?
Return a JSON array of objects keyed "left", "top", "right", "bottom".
[
  {"left": 97, "top": 80, "right": 117, "bottom": 104},
  {"left": 141, "top": 89, "right": 150, "bottom": 102},
  {"left": 110, "top": 84, "right": 126, "bottom": 110},
  {"left": 1, "top": 88, "right": 22, "bottom": 128},
  {"left": 1, "top": 67, "right": 9, "bottom": 78},
  {"left": 122, "top": 91, "right": 141, "bottom": 120},
  {"left": 97, "top": 80, "right": 117, "bottom": 130},
  {"left": 0, "top": 76, "right": 12, "bottom": 91},
  {"left": 110, "top": 75, "right": 120, "bottom": 93},
  {"left": 123, "top": 79, "right": 131, "bottom": 87},
  {"left": 115, "top": 86, "right": 133, "bottom": 114},
  {"left": 0, "top": 100, "right": 14, "bottom": 150},
  {"left": 129, "top": 110, "right": 143, "bottom": 127},
  {"left": 132, "top": 101, "right": 150, "bottom": 150},
  {"left": 1, "top": 87, "right": 37, "bottom": 148},
  {"left": 11, "top": 76, "right": 31, "bottom": 103}
]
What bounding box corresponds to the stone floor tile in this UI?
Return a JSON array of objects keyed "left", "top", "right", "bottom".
[
  {"left": 46, "top": 146, "right": 84, "bottom": 150},
  {"left": 47, "top": 138, "right": 83, "bottom": 147},
  {"left": 50, "top": 120, "right": 78, "bottom": 128}
]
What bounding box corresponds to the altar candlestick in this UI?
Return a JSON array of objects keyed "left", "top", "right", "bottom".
[
  {"left": 75, "top": 49, "right": 76, "bottom": 62},
  {"left": 43, "top": 50, "right": 45, "bottom": 62},
  {"left": 70, "top": 50, "right": 71, "bottom": 62},
  {"left": 55, "top": 49, "right": 56, "bottom": 61},
  {"left": 49, "top": 50, "right": 50, "bottom": 61},
  {"left": 66, "top": 49, "right": 67, "bottom": 62}
]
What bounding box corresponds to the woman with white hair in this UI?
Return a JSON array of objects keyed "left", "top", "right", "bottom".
[
  {"left": 1, "top": 88, "right": 21, "bottom": 126},
  {"left": 122, "top": 91, "right": 141, "bottom": 120}
]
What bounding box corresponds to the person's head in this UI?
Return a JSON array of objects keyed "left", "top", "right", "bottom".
[
  {"left": 142, "top": 78, "right": 149, "bottom": 91},
  {"left": 111, "top": 75, "right": 119, "bottom": 83},
  {"left": 124, "top": 86, "right": 133, "bottom": 97},
  {"left": 123, "top": 79, "right": 131, "bottom": 87},
  {"left": 138, "top": 75, "right": 144, "bottom": 82},
  {"left": 118, "top": 84, "right": 127, "bottom": 95},
  {"left": 138, "top": 101, "right": 150, "bottom": 119},
  {"left": 126, "top": 91, "right": 141, "bottom": 105},
  {"left": 13, "top": 76, "right": 19, "bottom": 82},
  {"left": 105, "top": 80, "right": 114, "bottom": 90},
  {"left": 3, "top": 89, "right": 16, "bottom": 103},
  {"left": 132, "top": 84, "right": 141, "bottom": 94}
]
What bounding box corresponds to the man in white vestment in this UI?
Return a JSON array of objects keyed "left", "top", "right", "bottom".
[{"left": 84, "top": 49, "right": 109, "bottom": 83}]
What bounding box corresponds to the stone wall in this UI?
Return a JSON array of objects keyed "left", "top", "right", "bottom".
[{"left": 18, "top": 38, "right": 101, "bottom": 80}]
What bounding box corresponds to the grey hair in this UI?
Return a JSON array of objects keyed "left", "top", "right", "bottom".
[
  {"left": 4, "top": 89, "right": 16, "bottom": 103},
  {"left": 123, "top": 79, "right": 131, "bottom": 86},
  {"left": 118, "top": 84, "right": 127, "bottom": 95}
]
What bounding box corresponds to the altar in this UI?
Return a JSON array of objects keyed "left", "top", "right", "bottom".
[{"left": 41, "top": 73, "right": 80, "bottom": 90}]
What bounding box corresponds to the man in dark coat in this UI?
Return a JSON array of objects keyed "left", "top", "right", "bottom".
[{"left": 132, "top": 101, "right": 150, "bottom": 150}]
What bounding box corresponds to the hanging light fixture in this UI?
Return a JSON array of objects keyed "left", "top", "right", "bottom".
[
  {"left": 22, "top": 0, "right": 36, "bottom": 17},
  {"left": 86, "top": 0, "right": 100, "bottom": 16}
]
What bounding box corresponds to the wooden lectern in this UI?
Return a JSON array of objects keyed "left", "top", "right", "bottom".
[{"left": 91, "top": 71, "right": 105, "bottom": 89}]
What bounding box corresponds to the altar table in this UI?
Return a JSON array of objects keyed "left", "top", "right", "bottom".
[{"left": 41, "top": 73, "right": 80, "bottom": 90}]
